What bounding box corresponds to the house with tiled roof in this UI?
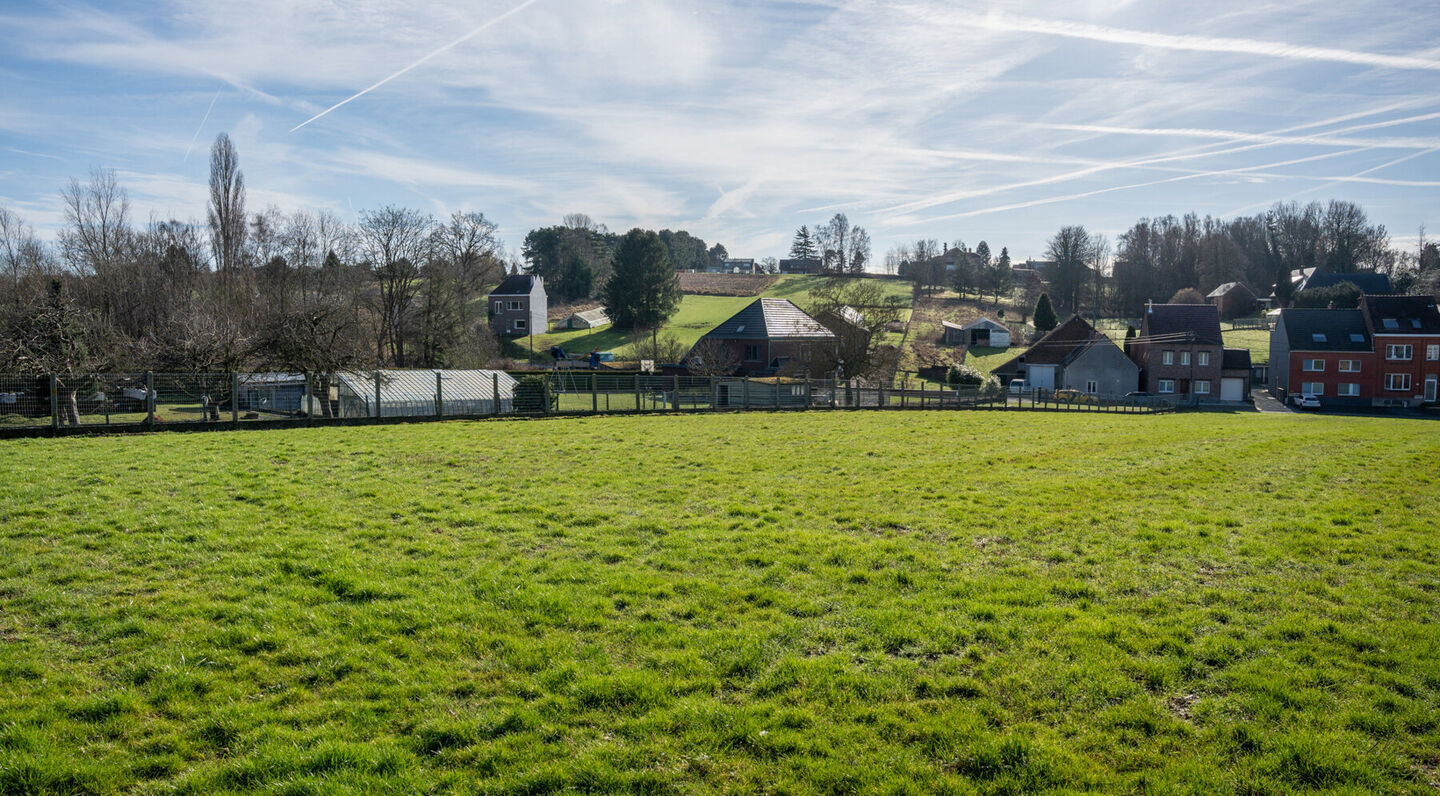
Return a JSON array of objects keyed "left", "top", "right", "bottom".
[
  {"left": 992, "top": 316, "right": 1137, "bottom": 396},
  {"left": 488, "top": 274, "right": 547, "bottom": 337},
  {"left": 688, "top": 298, "right": 838, "bottom": 377},
  {"left": 1360, "top": 294, "right": 1440, "bottom": 406},
  {"left": 1268, "top": 308, "right": 1375, "bottom": 406},
  {"left": 1206, "top": 281, "right": 1258, "bottom": 319},
  {"left": 1128, "top": 302, "right": 1251, "bottom": 401}
]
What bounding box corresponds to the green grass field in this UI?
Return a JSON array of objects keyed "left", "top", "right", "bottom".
[
  {"left": 3, "top": 412, "right": 1439, "bottom": 794},
  {"left": 525, "top": 275, "right": 912, "bottom": 360}
]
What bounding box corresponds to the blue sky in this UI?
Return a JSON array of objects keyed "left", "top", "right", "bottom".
[{"left": 2, "top": 0, "right": 1439, "bottom": 264}]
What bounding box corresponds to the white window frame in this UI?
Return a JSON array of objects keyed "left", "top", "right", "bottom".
[
  {"left": 1338, "top": 360, "right": 1360, "bottom": 373},
  {"left": 1194, "top": 380, "right": 1211, "bottom": 395},
  {"left": 1386, "top": 344, "right": 1413, "bottom": 361},
  {"left": 513, "top": 319, "right": 527, "bottom": 331},
  {"left": 1157, "top": 379, "right": 1175, "bottom": 394},
  {"left": 1427, "top": 344, "right": 1439, "bottom": 361},
  {"left": 1180, "top": 351, "right": 1191, "bottom": 366},
  {"left": 1385, "top": 373, "right": 1411, "bottom": 391},
  {"left": 1198, "top": 352, "right": 1210, "bottom": 367},
  {"left": 1301, "top": 382, "right": 1324, "bottom": 396},
  {"left": 1086, "top": 380, "right": 1098, "bottom": 394},
  {"left": 1302, "top": 359, "right": 1325, "bottom": 372},
  {"left": 1162, "top": 351, "right": 1174, "bottom": 366},
  {"left": 1337, "top": 383, "right": 1360, "bottom": 397}
]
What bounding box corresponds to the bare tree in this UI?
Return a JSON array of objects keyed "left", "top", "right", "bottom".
[
  {"left": 357, "top": 206, "right": 434, "bottom": 366},
  {"left": 208, "top": 133, "right": 247, "bottom": 283},
  {"left": 685, "top": 336, "right": 740, "bottom": 376},
  {"left": 0, "top": 205, "right": 50, "bottom": 310}
]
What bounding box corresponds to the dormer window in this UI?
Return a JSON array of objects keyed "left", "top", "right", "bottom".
[
  {"left": 1311, "top": 333, "right": 1327, "bottom": 343},
  {"left": 1412, "top": 318, "right": 1422, "bottom": 329},
  {"left": 1383, "top": 318, "right": 1399, "bottom": 329},
  {"left": 1350, "top": 333, "right": 1365, "bottom": 343}
]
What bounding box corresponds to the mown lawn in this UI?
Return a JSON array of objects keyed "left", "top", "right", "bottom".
[
  {"left": 2, "top": 412, "right": 1438, "bottom": 794},
  {"left": 523, "top": 275, "right": 913, "bottom": 360}
]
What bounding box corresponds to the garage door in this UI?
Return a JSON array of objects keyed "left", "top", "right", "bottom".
[{"left": 1221, "top": 377, "right": 1245, "bottom": 401}]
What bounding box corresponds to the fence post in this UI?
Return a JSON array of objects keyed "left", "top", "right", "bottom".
[
  {"left": 634, "top": 374, "right": 640, "bottom": 412},
  {"left": 49, "top": 373, "right": 58, "bottom": 430},
  {"left": 232, "top": 373, "right": 240, "bottom": 424},
  {"left": 830, "top": 378, "right": 837, "bottom": 410},
  {"left": 436, "top": 371, "right": 443, "bottom": 418},
  {"left": 545, "top": 375, "right": 553, "bottom": 415},
  {"left": 493, "top": 373, "right": 501, "bottom": 416},
  {"left": 672, "top": 374, "right": 679, "bottom": 411},
  {"left": 591, "top": 373, "right": 598, "bottom": 413},
  {"left": 145, "top": 371, "right": 155, "bottom": 425},
  {"left": 743, "top": 376, "right": 751, "bottom": 410},
  {"left": 374, "top": 372, "right": 382, "bottom": 420},
  {"left": 774, "top": 378, "right": 781, "bottom": 410},
  {"left": 920, "top": 380, "right": 926, "bottom": 409}
]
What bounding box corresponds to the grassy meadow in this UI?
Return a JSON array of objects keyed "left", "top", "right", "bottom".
[{"left": 2, "top": 412, "right": 1439, "bottom": 794}]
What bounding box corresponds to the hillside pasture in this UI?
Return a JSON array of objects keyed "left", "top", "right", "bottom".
[{"left": 2, "top": 412, "right": 1438, "bottom": 794}]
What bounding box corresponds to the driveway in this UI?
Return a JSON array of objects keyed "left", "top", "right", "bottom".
[{"left": 1251, "top": 388, "right": 1293, "bottom": 413}]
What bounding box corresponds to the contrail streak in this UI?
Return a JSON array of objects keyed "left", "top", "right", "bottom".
[
  {"left": 1222, "top": 146, "right": 1440, "bottom": 216},
  {"left": 1029, "top": 123, "right": 1440, "bottom": 151},
  {"left": 975, "top": 13, "right": 1440, "bottom": 72},
  {"left": 183, "top": 89, "right": 221, "bottom": 162},
  {"left": 290, "top": 0, "right": 542, "bottom": 132}
]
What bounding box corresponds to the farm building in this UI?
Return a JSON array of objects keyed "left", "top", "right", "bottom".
[
  {"left": 992, "top": 315, "right": 1138, "bottom": 396},
  {"left": 238, "top": 373, "right": 308, "bottom": 413},
  {"left": 333, "top": 370, "right": 517, "bottom": 417},
  {"left": 566, "top": 308, "right": 610, "bottom": 329},
  {"left": 943, "top": 317, "right": 1010, "bottom": 347},
  {"left": 1206, "top": 282, "right": 1258, "bottom": 320}
]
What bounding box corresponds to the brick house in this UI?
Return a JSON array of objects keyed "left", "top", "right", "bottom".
[
  {"left": 1128, "top": 303, "right": 1226, "bottom": 400},
  {"left": 488, "top": 274, "right": 547, "bottom": 337},
  {"left": 1361, "top": 294, "right": 1440, "bottom": 406},
  {"left": 1268, "top": 308, "right": 1376, "bottom": 407},
  {"left": 1206, "top": 282, "right": 1258, "bottom": 320},
  {"left": 688, "top": 298, "right": 838, "bottom": 377}
]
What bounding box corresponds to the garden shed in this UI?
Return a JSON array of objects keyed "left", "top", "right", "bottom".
[{"left": 566, "top": 308, "right": 611, "bottom": 329}]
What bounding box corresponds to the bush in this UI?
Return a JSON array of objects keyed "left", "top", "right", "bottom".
[{"left": 513, "top": 375, "right": 550, "bottom": 413}]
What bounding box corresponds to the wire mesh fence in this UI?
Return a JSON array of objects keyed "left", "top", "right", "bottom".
[{"left": 0, "top": 369, "right": 1176, "bottom": 436}]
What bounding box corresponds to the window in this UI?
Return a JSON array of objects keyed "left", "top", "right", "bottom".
[
  {"left": 1428, "top": 344, "right": 1439, "bottom": 361},
  {"left": 1302, "top": 359, "right": 1325, "bottom": 372},
  {"left": 1383, "top": 318, "right": 1399, "bottom": 329},
  {"left": 1337, "top": 383, "right": 1360, "bottom": 397},
  {"left": 1198, "top": 352, "right": 1210, "bottom": 367},
  {"left": 1086, "top": 380, "right": 1098, "bottom": 394},
  {"left": 508, "top": 300, "right": 523, "bottom": 311},
  {"left": 1180, "top": 351, "right": 1191, "bottom": 366},
  {"left": 1338, "top": 360, "right": 1361, "bottom": 373},
  {"left": 1195, "top": 380, "right": 1211, "bottom": 395},
  {"left": 1162, "top": 351, "right": 1174, "bottom": 365},
  {"left": 493, "top": 301, "right": 502, "bottom": 313},
  {"left": 1413, "top": 318, "right": 1423, "bottom": 329},
  {"left": 743, "top": 344, "right": 761, "bottom": 361},
  {"left": 1386, "top": 344, "right": 1413, "bottom": 360},
  {"left": 1158, "top": 379, "right": 1175, "bottom": 394},
  {"left": 513, "top": 319, "right": 526, "bottom": 330},
  {"left": 1350, "top": 333, "right": 1365, "bottom": 343},
  {"left": 1311, "top": 333, "right": 1327, "bottom": 343},
  {"left": 1301, "top": 382, "right": 1324, "bottom": 396},
  {"left": 1385, "top": 373, "right": 1412, "bottom": 391}
]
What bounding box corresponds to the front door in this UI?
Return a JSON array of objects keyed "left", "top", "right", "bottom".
[
  {"left": 1426, "top": 376, "right": 1437, "bottom": 403},
  {"left": 1179, "top": 379, "right": 1190, "bottom": 395}
]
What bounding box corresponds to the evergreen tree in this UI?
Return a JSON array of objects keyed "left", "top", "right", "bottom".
[
  {"left": 789, "top": 226, "right": 818, "bottom": 261},
  {"left": 1033, "top": 292, "right": 1058, "bottom": 333},
  {"left": 602, "top": 229, "right": 680, "bottom": 330}
]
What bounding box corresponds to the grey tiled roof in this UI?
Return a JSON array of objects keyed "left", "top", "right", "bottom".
[
  {"left": 491, "top": 274, "right": 538, "bottom": 296},
  {"left": 705, "top": 298, "right": 837, "bottom": 340},
  {"left": 1302, "top": 270, "right": 1392, "bottom": 295},
  {"left": 1143, "top": 304, "right": 1223, "bottom": 346},
  {"left": 1360, "top": 294, "right": 1440, "bottom": 334},
  {"left": 1278, "top": 309, "right": 1372, "bottom": 351}
]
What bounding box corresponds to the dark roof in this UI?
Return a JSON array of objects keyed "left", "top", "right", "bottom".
[
  {"left": 1360, "top": 294, "right": 1440, "bottom": 334},
  {"left": 704, "top": 298, "right": 836, "bottom": 340},
  {"left": 1221, "top": 348, "right": 1252, "bottom": 370},
  {"left": 1278, "top": 308, "right": 1372, "bottom": 351},
  {"left": 1301, "top": 270, "right": 1392, "bottom": 295},
  {"left": 1142, "top": 303, "right": 1223, "bottom": 346},
  {"left": 491, "top": 274, "right": 539, "bottom": 296},
  {"left": 994, "top": 315, "right": 1111, "bottom": 374}
]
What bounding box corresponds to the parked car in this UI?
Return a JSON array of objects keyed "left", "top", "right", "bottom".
[
  {"left": 1055, "top": 389, "right": 1098, "bottom": 404},
  {"left": 1008, "top": 380, "right": 1028, "bottom": 395},
  {"left": 1292, "top": 393, "right": 1321, "bottom": 410},
  {"left": 1125, "top": 391, "right": 1153, "bottom": 398}
]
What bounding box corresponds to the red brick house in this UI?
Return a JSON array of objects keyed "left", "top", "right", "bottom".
[
  {"left": 1128, "top": 303, "right": 1229, "bottom": 400},
  {"left": 1206, "top": 282, "right": 1258, "bottom": 320},
  {"left": 1361, "top": 294, "right": 1440, "bottom": 406},
  {"left": 1268, "top": 308, "right": 1376, "bottom": 407},
  {"left": 688, "top": 298, "right": 838, "bottom": 377}
]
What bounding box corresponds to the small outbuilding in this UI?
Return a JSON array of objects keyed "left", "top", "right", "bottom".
[
  {"left": 565, "top": 308, "right": 611, "bottom": 329},
  {"left": 943, "top": 317, "right": 1010, "bottom": 347},
  {"left": 333, "top": 370, "right": 517, "bottom": 417}
]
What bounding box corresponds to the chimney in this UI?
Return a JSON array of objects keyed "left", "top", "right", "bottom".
[{"left": 1147, "top": 300, "right": 1153, "bottom": 314}]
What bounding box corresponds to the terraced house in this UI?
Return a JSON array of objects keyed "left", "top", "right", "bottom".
[
  {"left": 1127, "top": 303, "right": 1250, "bottom": 401},
  {"left": 1268, "top": 294, "right": 1440, "bottom": 408}
]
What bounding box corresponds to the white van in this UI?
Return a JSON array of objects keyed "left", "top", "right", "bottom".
[{"left": 1008, "top": 380, "right": 1027, "bottom": 395}]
